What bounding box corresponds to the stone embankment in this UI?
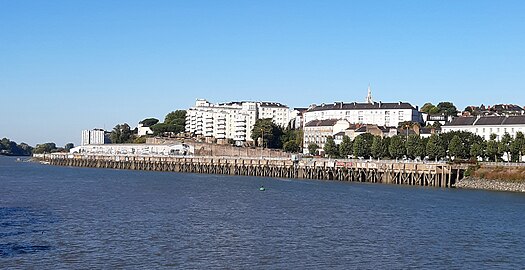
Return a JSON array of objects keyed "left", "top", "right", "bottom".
[{"left": 455, "top": 178, "right": 525, "bottom": 193}]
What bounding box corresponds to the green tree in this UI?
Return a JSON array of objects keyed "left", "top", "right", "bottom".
[
  {"left": 110, "top": 123, "right": 133, "bottom": 143},
  {"left": 498, "top": 133, "right": 513, "bottom": 161},
  {"left": 308, "top": 143, "right": 319, "bottom": 155},
  {"left": 353, "top": 134, "right": 373, "bottom": 158},
  {"left": 139, "top": 118, "right": 159, "bottom": 127},
  {"left": 510, "top": 132, "right": 525, "bottom": 162},
  {"left": 405, "top": 134, "right": 426, "bottom": 159},
  {"left": 470, "top": 142, "right": 483, "bottom": 160},
  {"left": 339, "top": 135, "right": 353, "bottom": 158},
  {"left": 280, "top": 129, "right": 303, "bottom": 151},
  {"left": 437, "top": 102, "right": 458, "bottom": 117},
  {"left": 283, "top": 140, "right": 301, "bottom": 153},
  {"left": 371, "top": 136, "right": 381, "bottom": 159},
  {"left": 324, "top": 136, "right": 339, "bottom": 158},
  {"left": 420, "top": 103, "right": 435, "bottom": 114},
  {"left": 486, "top": 134, "right": 500, "bottom": 161},
  {"left": 388, "top": 135, "right": 406, "bottom": 159},
  {"left": 33, "top": 143, "right": 57, "bottom": 154},
  {"left": 152, "top": 110, "right": 187, "bottom": 136},
  {"left": 251, "top": 118, "right": 283, "bottom": 148},
  {"left": 448, "top": 135, "right": 463, "bottom": 159},
  {"left": 426, "top": 134, "right": 446, "bottom": 161},
  {"left": 64, "top": 143, "right": 75, "bottom": 152}
]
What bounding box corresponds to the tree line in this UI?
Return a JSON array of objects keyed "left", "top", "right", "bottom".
[
  {"left": 109, "top": 110, "right": 187, "bottom": 144},
  {"left": 309, "top": 130, "right": 525, "bottom": 162}
]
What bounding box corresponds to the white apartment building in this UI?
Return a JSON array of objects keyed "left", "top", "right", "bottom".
[
  {"left": 303, "top": 87, "right": 422, "bottom": 128},
  {"left": 442, "top": 116, "right": 525, "bottom": 140},
  {"left": 185, "top": 99, "right": 292, "bottom": 145},
  {"left": 304, "top": 101, "right": 421, "bottom": 128},
  {"left": 81, "top": 129, "right": 107, "bottom": 146}
]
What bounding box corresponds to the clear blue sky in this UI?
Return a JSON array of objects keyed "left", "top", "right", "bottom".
[{"left": 1, "top": 0, "right": 524, "bottom": 146}]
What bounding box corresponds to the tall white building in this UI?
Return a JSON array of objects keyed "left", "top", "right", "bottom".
[
  {"left": 185, "top": 99, "right": 292, "bottom": 145},
  {"left": 81, "top": 129, "right": 107, "bottom": 146}
]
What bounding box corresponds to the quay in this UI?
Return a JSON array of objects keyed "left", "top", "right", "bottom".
[{"left": 33, "top": 154, "right": 467, "bottom": 188}]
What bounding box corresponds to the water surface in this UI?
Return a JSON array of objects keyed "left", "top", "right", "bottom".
[{"left": 1, "top": 156, "right": 524, "bottom": 269}]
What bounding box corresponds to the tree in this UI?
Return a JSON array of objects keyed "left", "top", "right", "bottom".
[
  {"left": 353, "top": 134, "right": 373, "bottom": 158},
  {"left": 280, "top": 129, "right": 303, "bottom": 152},
  {"left": 283, "top": 140, "right": 300, "bottom": 153},
  {"left": 421, "top": 103, "right": 435, "bottom": 114},
  {"left": 437, "top": 102, "right": 458, "bottom": 117},
  {"left": 0, "top": 138, "right": 33, "bottom": 156},
  {"left": 405, "top": 134, "right": 425, "bottom": 159},
  {"left": 486, "top": 134, "right": 500, "bottom": 161},
  {"left": 110, "top": 123, "right": 133, "bottom": 143},
  {"left": 152, "top": 110, "right": 187, "bottom": 136},
  {"left": 389, "top": 135, "right": 406, "bottom": 159},
  {"left": 448, "top": 135, "right": 463, "bottom": 159},
  {"left": 139, "top": 118, "right": 159, "bottom": 127},
  {"left": 251, "top": 118, "right": 283, "bottom": 149},
  {"left": 371, "top": 136, "right": 382, "bottom": 159},
  {"left": 470, "top": 143, "right": 483, "bottom": 160},
  {"left": 510, "top": 132, "right": 525, "bottom": 162},
  {"left": 64, "top": 143, "right": 75, "bottom": 152},
  {"left": 426, "top": 134, "right": 446, "bottom": 161},
  {"left": 499, "top": 133, "right": 513, "bottom": 161},
  {"left": 33, "top": 143, "right": 57, "bottom": 154},
  {"left": 339, "top": 135, "right": 353, "bottom": 158},
  {"left": 324, "top": 136, "right": 339, "bottom": 158},
  {"left": 308, "top": 143, "right": 319, "bottom": 155}
]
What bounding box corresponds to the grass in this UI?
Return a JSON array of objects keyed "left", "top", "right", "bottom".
[{"left": 471, "top": 166, "right": 525, "bottom": 182}]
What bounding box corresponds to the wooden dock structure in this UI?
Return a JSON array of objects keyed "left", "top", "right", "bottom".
[{"left": 34, "top": 154, "right": 466, "bottom": 188}]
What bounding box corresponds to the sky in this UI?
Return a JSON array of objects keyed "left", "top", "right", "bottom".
[{"left": 1, "top": 0, "right": 524, "bottom": 146}]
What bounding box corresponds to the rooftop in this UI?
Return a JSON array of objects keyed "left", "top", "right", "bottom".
[
  {"left": 445, "top": 115, "right": 525, "bottom": 126},
  {"left": 307, "top": 101, "right": 416, "bottom": 112}
]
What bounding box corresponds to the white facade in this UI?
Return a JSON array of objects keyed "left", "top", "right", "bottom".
[
  {"left": 81, "top": 129, "right": 106, "bottom": 146},
  {"left": 303, "top": 119, "right": 350, "bottom": 152},
  {"left": 303, "top": 101, "right": 421, "bottom": 128},
  {"left": 442, "top": 116, "right": 525, "bottom": 141},
  {"left": 137, "top": 124, "right": 153, "bottom": 136},
  {"left": 185, "top": 99, "right": 292, "bottom": 145},
  {"left": 70, "top": 143, "right": 194, "bottom": 156}
]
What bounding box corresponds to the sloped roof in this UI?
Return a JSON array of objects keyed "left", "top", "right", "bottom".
[
  {"left": 445, "top": 116, "right": 525, "bottom": 126},
  {"left": 307, "top": 101, "right": 416, "bottom": 112},
  {"left": 304, "top": 119, "right": 339, "bottom": 127}
]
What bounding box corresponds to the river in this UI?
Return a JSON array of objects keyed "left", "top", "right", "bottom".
[{"left": 1, "top": 156, "right": 524, "bottom": 269}]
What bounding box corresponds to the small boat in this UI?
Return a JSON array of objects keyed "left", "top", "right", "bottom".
[{"left": 259, "top": 186, "right": 266, "bottom": 191}]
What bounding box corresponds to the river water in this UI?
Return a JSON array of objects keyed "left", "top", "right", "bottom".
[{"left": 1, "top": 156, "right": 524, "bottom": 269}]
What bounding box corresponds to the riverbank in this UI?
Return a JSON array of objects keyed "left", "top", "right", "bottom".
[{"left": 455, "top": 178, "right": 525, "bottom": 193}]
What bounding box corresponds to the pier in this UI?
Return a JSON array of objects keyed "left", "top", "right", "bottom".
[{"left": 34, "top": 154, "right": 466, "bottom": 188}]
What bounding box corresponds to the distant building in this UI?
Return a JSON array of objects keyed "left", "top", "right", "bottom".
[
  {"left": 303, "top": 87, "right": 422, "bottom": 128},
  {"left": 137, "top": 123, "right": 153, "bottom": 136},
  {"left": 70, "top": 143, "right": 193, "bottom": 156},
  {"left": 81, "top": 129, "right": 109, "bottom": 146},
  {"left": 303, "top": 119, "right": 347, "bottom": 152},
  {"left": 421, "top": 113, "right": 449, "bottom": 126},
  {"left": 442, "top": 115, "right": 525, "bottom": 140},
  {"left": 185, "top": 99, "right": 293, "bottom": 146},
  {"left": 463, "top": 104, "right": 525, "bottom": 116}
]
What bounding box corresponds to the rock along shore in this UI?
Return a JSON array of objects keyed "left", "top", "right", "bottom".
[{"left": 455, "top": 178, "right": 525, "bottom": 193}]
